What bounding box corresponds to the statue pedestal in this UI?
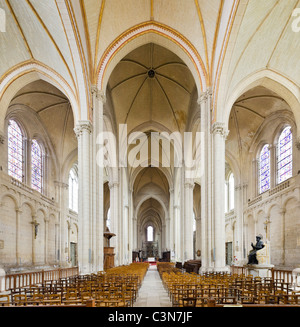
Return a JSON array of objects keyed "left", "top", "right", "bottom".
[
  {"left": 246, "top": 240, "right": 274, "bottom": 277},
  {"left": 245, "top": 264, "right": 274, "bottom": 278}
]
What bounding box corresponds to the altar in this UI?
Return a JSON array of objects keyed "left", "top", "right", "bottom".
[{"left": 147, "top": 257, "right": 156, "bottom": 262}]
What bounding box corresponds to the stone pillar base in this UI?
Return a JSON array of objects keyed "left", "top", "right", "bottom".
[
  {"left": 245, "top": 264, "right": 274, "bottom": 278},
  {"left": 214, "top": 266, "right": 231, "bottom": 273}
]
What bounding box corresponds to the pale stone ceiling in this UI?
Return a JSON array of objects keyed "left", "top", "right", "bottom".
[
  {"left": 218, "top": 0, "right": 300, "bottom": 119},
  {"left": 0, "top": 0, "right": 299, "bottom": 138},
  {"left": 9, "top": 80, "right": 77, "bottom": 167},
  {"left": 133, "top": 167, "right": 168, "bottom": 228},
  {"left": 226, "top": 85, "right": 291, "bottom": 164},
  {"left": 108, "top": 43, "right": 196, "bottom": 135}
]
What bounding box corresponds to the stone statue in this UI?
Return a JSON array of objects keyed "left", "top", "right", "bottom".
[{"left": 248, "top": 235, "right": 265, "bottom": 265}]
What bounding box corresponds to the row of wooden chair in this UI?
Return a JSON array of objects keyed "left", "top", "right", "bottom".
[
  {"left": 0, "top": 262, "right": 149, "bottom": 307},
  {"left": 159, "top": 266, "right": 299, "bottom": 307}
]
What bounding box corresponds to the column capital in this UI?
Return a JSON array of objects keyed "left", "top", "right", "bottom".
[
  {"left": 211, "top": 122, "right": 229, "bottom": 139},
  {"left": 109, "top": 181, "right": 119, "bottom": 189},
  {"left": 91, "top": 86, "right": 106, "bottom": 104},
  {"left": 74, "top": 120, "right": 92, "bottom": 138},
  {"left": 54, "top": 181, "right": 69, "bottom": 190},
  {"left": 184, "top": 181, "right": 194, "bottom": 189},
  {"left": 235, "top": 184, "right": 242, "bottom": 191},
  {"left": 198, "top": 88, "right": 212, "bottom": 105}
]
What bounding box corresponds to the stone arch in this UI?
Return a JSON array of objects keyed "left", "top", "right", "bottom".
[
  {"left": 222, "top": 70, "right": 300, "bottom": 138},
  {"left": 0, "top": 63, "right": 79, "bottom": 133},
  {"left": 96, "top": 22, "right": 207, "bottom": 95},
  {"left": 0, "top": 193, "right": 19, "bottom": 210},
  {"left": 135, "top": 195, "right": 168, "bottom": 224}
]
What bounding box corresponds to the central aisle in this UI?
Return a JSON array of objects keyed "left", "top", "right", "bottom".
[{"left": 133, "top": 264, "right": 172, "bottom": 307}]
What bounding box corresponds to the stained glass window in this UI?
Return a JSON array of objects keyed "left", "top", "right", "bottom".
[
  {"left": 259, "top": 144, "right": 270, "bottom": 194},
  {"left": 278, "top": 126, "right": 293, "bottom": 183},
  {"left": 8, "top": 120, "right": 24, "bottom": 182},
  {"left": 69, "top": 166, "right": 78, "bottom": 212},
  {"left": 31, "top": 139, "right": 43, "bottom": 193}
]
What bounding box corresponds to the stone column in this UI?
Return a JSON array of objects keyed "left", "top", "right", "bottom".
[
  {"left": 23, "top": 138, "right": 31, "bottom": 186},
  {"left": 184, "top": 181, "right": 194, "bottom": 260},
  {"left": 92, "top": 87, "right": 105, "bottom": 272},
  {"left": 174, "top": 205, "right": 181, "bottom": 261},
  {"left": 162, "top": 223, "right": 166, "bottom": 253},
  {"left": 195, "top": 216, "right": 201, "bottom": 260},
  {"left": 44, "top": 217, "right": 49, "bottom": 265},
  {"left": 234, "top": 184, "right": 243, "bottom": 263},
  {"left": 15, "top": 207, "right": 22, "bottom": 266},
  {"left": 279, "top": 207, "right": 286, "bottom": 266},
  {"left": 54, "top": 181, "right": 69, "bottom": 267},
  {"left": 74, "top": 120, "right": 92, "bottom": 274},
  {"left": 212, "top": 122, "right": 228, "bottom": 271},
  {"left": 128, "top": 188, "right": 134, "bottom": 261},
  {"left": 165, "top": 217, "right": 170, "bottom": 251},
  {"left": 169, "top": 188, "right": 174, "bottom": 254},
  {"left": 31, "top": 214, "right": 38, "bottom": 265},
  {"left": 252, "top": 159, "right": 259, "bottom": 197},
  {"left": 123, "top": 205, "right": 129, "bottom": 264},
  {"left": 198, "top": 90, "right": 212, "bottom": 271},
  {"left": 269, "top": 144, "right": 276, "bottom": 189},
  {"left": 109, "top": 181, "right": 119, "bottom": 266},
  {"left": 133, "top": 216, "right": 137, "bottom": 251}
]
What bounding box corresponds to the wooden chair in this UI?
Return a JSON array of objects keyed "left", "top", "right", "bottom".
[
  {"left": 219, "top": 296, "right": 237, "bottom": 305},
  {"left": 13, "top": 294, "right": 28, "bottom": 306},
  {"left": 63, "top": 289, "right": 82, "bottom": 305},
  {"left": 0, "top": 294, "right": 11, "bottom": 307},
  {"left": 28, "top": 293, "right": 44, "bottom": 306},
  {"left": 43, "top": 294, "right": 62, "bottom": 306},
  {"left": 181, "top": 297, "right": 197, "bottom": 307}
]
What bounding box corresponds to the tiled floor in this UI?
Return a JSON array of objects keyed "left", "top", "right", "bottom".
[{"left": 133, "top": 265, "right": 172, "bottom": 307}]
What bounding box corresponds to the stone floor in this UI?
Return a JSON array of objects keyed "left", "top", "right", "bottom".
[{"left": 133, "top": 264, "right": 172, "bottom": 307}]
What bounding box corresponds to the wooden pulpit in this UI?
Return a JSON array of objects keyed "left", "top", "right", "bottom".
[{"left": 104, "top": 227, "right": 116, "bottom": 270}]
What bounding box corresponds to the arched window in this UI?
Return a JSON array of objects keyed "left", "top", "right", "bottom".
[
  {"left": 147, "top": 226, "right": 153, "bottom": 242},
  {"left": 31, "top": 139, "right": 43, "bottom": 193},
  {"left": 259, "top": 144, "right": 271, "bottom": 194},
  {"left": 69, "top": 166, "right": 78, "bottom": 212},
  {"left": 7, "top": 120, "right": 24, "bottom": 182},
  {"left": 277, "top": 126, "right": 293, "bottom": 184}
]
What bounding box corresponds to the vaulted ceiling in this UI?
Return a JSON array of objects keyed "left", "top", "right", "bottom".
[
  {"left": 108, "top": 43, "right": 196, "bottom": 135},
  {"left": 8, "top": 80, "right": 77, "bottom": 167},
  {"left": 1, "top": 0, "right": 300, "bottom": 125},
  {"left": 226, "top": 85, "right": 292, "bottom": 166}
]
